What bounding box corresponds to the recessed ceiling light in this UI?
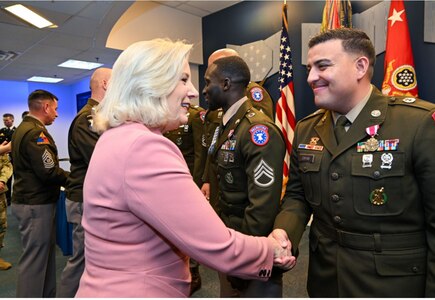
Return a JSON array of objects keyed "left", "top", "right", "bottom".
[
  {"left": 27, "top": 76, "right": 64, "bottom": 83},
  {"left": 58, "top": 59, "right": 104, "bottom": 70},
  {"left": 4, "top": 4, "right": 54, "bottom": 29}
]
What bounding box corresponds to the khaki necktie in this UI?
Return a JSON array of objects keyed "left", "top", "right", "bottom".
[{"left": 334, "top": 116, "right": 350, "bottom": 144}]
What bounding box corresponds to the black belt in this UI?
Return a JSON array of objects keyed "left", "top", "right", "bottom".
[{"left": 313, "top": 219, "right": 426, "bottom": 252}]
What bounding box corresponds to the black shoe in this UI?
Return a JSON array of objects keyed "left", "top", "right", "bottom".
[{"left": 189, "top": 266, "right": 202, "bottom": 295}]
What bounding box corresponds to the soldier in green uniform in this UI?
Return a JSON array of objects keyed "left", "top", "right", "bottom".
[
  {"left": 200, "top": 48, "right": 275, "bottom": 213},
  {"left": 11, "top": 90, "right": 69, "bottom": 297},
  {"left": 163, "top": 103, "right": 205, "bottom": 295},
  {"left": 0, "top": 151, "right": 12, "bottom": 270},
  {"left": 203, "top": 55, "right": 286, "bottom": 297},
  {"left": 272, "top": 28, "right": 435, "bottom": 297}
]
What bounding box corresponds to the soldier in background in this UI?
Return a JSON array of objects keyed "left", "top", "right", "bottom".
[
  {"left": 11, "top": 89, "right": 69, "bottom": 297},
  {"left": 200, "top": 48, "right": 275, "bottom": 213},
  {"left": 0, "top": 113, "right": 15, "bottom": 206},
  {"left": 163, "top": 103, "right": 205, "bottom": 295},
  {"left": 58, "top": 68, "right": 112, "bottom": 297},
  {"left": 0, "top": 148, "right": 12, "bottom": 270}
]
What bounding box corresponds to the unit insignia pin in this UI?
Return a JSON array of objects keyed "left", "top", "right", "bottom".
[
  {"left": 370, "top": 187, "right": 387, "bottom": 205},
  {"left": 371, "top": 110, "right": 381, "bottom": 117}
]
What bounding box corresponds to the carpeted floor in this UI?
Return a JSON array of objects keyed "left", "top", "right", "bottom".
[{"left": 0, "top": 205, "right": 309, "bottom": 298}]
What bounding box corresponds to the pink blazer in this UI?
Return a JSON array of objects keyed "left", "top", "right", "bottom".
[{"left": 76, "top": 122, "right": 273, "bottom": 298}]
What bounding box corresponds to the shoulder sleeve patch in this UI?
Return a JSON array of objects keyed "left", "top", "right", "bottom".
[
  {"left": 249, "top": 124, "right": 270, "bottom": 146},
  {"left": 36, "top": 132, "right": 50, "bottom": 145},
  {"left": 250, "top": 87, "right": 264, "bottom": 102}
]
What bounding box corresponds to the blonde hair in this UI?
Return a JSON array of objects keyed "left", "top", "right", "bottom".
[{"left": 92, "top": 38, "right": 192, "bottom": 134}]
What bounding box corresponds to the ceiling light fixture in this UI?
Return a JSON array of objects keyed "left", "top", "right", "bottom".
[
  {"left": 4, "top": 4, "right": 55, "bottom": 29},
  {"left": 27, "top": 76, "right": 64, "bottom": 83},
  {"left": 58, "top": 59, "right": 104, "bottom": 70}
]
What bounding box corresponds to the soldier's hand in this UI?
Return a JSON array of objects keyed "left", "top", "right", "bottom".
[
  {"left": 268, "top": 229, "right": 296, "bottom": 270},
  {"left": 0, "top": 141, "right": 11, "bottom": 155},
  {"left": 201, "top": 183, "right": 210, "bottom": 201}
]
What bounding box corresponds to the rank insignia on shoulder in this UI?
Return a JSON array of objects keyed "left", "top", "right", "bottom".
[
  {"left": 250, "top": 87, "right": 264, "bottom": 102},
  {"left": 37, "top": 132, "right": 50, "bottom": 145},
  {"left": 249, "top": 124, "right": 269, "bottom": 146}
]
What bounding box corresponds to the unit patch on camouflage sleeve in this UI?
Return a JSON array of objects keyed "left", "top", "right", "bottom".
[
  {"left": 36, "top": 132, "right": 50, "bottom": 145},
  {"left": 42, "top": 149, "right": 55, "bottom": 169},
  {"left": 253, "top": 159, "right": 274, "bottom": 187}
]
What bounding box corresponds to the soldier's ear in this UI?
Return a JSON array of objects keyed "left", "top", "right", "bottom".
[{"left": 223, "top": 78, "right": 231, "bottom": 91}]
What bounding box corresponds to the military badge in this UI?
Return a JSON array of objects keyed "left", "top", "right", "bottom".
[
  {"left": 37, "top": 132, "right": 50, "bottom": 145},
  {"left": 371, "top": 110, "right": 381, "bottom": 117},
  {"left": 370, "top": 187, "right": 387, "bottom": 206},
  {"left": 365, "top": 125, "right": 380, "bottom": 152},
  {"left": 362, "top": 154, "right": 373, "bottom": 168},
  {"left": 310, "top": 137, "right": 320, "bottom": 145},
  {"left": 380, "top": 153, "right": 393, "bottom": 169},
  {"left": 250, "top": 87, "right": 264, "bottom": 102},
  {"left": 253, "top": 159, "right": 275, "bottom": 187},
  {"left": 402, "top": 97, "right": 416, "bottom": 103},
  {"left": 225, "top": 172, "right": 234, "bottom": 184},
  {"left": 199, "top": 110, "right": 206, "bottom": 123},
  {"left": 249, "top": 124, "right": 269, "bottom": 146}
]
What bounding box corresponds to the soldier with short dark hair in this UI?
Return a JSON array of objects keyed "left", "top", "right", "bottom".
[{"left": 11, "top": 89, "right": 69, "bottom": 297}]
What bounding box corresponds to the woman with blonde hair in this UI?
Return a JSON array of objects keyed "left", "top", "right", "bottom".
[{"left": 76, "top": 39, "right": 295, "bottom": 297}]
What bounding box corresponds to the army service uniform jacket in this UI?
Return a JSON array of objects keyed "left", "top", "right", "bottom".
[
  {"left": 213, "top": 99, "right": 285, "bottom": 237},
  {"left": 11, "top": 116, "right": 68, "bottom": 205},
  {"left": 66, "top": 98, "right": 100, "bottom": 203},
  {"left": 274, "top": 87, "right": 435, "bottom": 297},
  {"left": 164, "top": 105, "right": 205, "bottom": 187}
]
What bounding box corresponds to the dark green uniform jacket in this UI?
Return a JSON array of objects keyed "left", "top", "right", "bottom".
[
  {"left": 164, "top": 105, "right": 205, "bottom": 187},
  {"left": 66, "top": 98, "right": 100, "bottom": 202},
  {"left": 213, "top": 100, "right": 285, "bottom": 236},
  {"left": 11, "top": 116, "right": 68, "bottom": 205},
  {"left": 274, "top": 87, "right": 435, "bottom": 297}
]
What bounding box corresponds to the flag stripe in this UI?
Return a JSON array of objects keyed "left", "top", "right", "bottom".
[{"left": 275, "top": 3, "right": 295, "bottom": 179}]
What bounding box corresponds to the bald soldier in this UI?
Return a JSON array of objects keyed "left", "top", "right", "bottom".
[{"left": 58, "top": 68, "right": 112, "bottom": 297}]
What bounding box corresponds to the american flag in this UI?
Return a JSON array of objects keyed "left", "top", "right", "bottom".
[{"left": 275, "top": 3, "right": 296, "bottom": 182}]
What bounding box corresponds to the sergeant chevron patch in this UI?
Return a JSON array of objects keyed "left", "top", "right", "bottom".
[
  {"left": 253, "top": 159, "right": 274, "bottom": 187},
  {"left": 42, "top": 149, "right": 55, "bottom": 169}
]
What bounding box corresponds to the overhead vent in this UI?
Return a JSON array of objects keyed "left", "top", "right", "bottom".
[{"left": 0, "top": 50, "right": 20, "bottom": 61}]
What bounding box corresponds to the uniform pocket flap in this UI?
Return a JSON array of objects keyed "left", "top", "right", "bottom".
[{"left": 374, "top": 248, "right": 426, "bottom": 276}]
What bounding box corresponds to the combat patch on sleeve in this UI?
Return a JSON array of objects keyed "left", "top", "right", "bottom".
[
  {"left": 249, "top": 124, "right": 269, "bottom": 146},
  {"left": 250, "top": 87, "right": 264, "bottom": 102},
  {"left": 37, "top": 132, "right": 50, "bottom": 145}
]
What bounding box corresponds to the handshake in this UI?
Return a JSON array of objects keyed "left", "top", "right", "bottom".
[{"left": 267, "top": 229, "right": 296, "bottom": 270}]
